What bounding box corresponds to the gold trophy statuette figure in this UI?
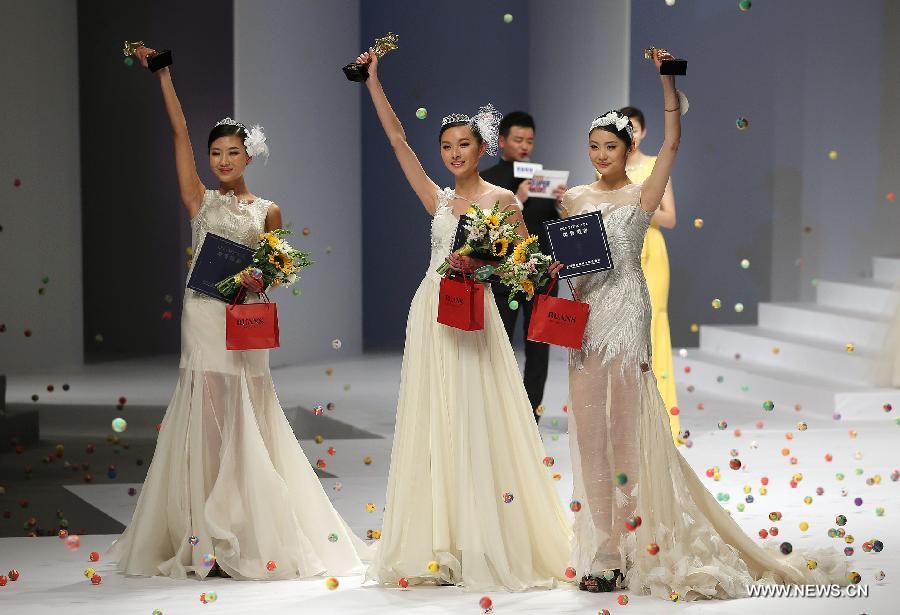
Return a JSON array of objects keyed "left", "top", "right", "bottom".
[
  {"left": 644, "top": 46, "right": 687, "bottom": 76},
  {"left": 342, "top": 32, "right": 399, "bottom": 82},
  {"left": 124, "top": 40, "right": 173, "bottom": 73}
]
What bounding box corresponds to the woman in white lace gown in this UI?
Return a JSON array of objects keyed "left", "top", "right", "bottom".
[
  {"left": 109, "top": 45, "right": 371, "bottom": 581},
  {"left": 352, "top": 50, "right": 572, "bottom": 591},
  {"left": 563, "top": 49, "right": 849, "bottom": 599}
]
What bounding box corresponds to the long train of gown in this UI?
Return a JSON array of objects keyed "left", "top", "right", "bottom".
[
  {"left": 563, "top": 183, "right": 849, "bottom": 600},
  {"left": 109, "top": 189, "right": 372, "bottom": 580},
  {"left": 365, "top": 187, "right": 573, "bottom": 592}
]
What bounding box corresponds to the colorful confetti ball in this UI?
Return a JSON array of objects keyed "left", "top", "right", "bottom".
[
  {"left": 202, "top": 553, "right": 216, "bottom": 568},
  {"left": 669, "top": 590, "right": 680, "bottom": 602},
  {"left": 479, "top": 596, "right": 493, "bottom": 610},
  {"left": 302, "top": 227, "right": 311, "bottom": 236},
  {"left": 887, "top": 192, "right": 896, "bottom": 202},
  {"left": 690, "top": 323, "right": 699, "bottom": 333},
  {"left": 564, "top": 566, "right": 576, "bottom": 579},
  {"left": 845, "top": 342, "right": 855, "bottom": 353},
  {"left": 876, "top": 506, "right": 885, "bottom": 516},
  {"left": 848, "top": 571, "right": 861, "bottom": 584},
  {"left": 292, "top": 288, "right": 300, "bottom": 296},
  {"left": 718, "top": 420, "right": 728, "bottom": 430},
  {"left": 89, "top": 551, "right": 100, "bottom": 562},
  {"left": 615, "top": 472, "right": 628, "bottom": 485},
  {"left": 316, "top": 459, "right": 327, "bottom": 470},
  {"left": 399, "top": 577, "right": 409, "bottom": 588},
  {"left": 736, "top": 117, "right": 749, "bottom": 130},
  {"left": 363, "top": 456, "right": 373, "bottom": 465},
  {"left": 835, "top": 514, "right": 847, "bottom": 526},
  {"left": 740, "top": 258, "right": 750, "bottom": 269},
  {"left": 737, "top": 503, "right": 746, "bottom": 511},
  {"left": 65, "top": 535, "right": 81, "bottom": 550},
  {"left": 797, "top": 421, "right": 808, "bottom": 431},
  {"left": 368, "top": 528, "right": 382, "bottom": 541},
  {"left": 694, "top": 218, "right": 704, "bottom": 229},
  {"left": 780, "top": 542, "right": 792, "bottom": 555},
  {"left": 327, "top": 446, "right": 336, "bottom": 456},
  {"left": 90, "top": 574, "right": 102, "bottom": 585},
  {"left": 769, "top": 511, "right": 782, "bottom": 521},
  {"left": 570, "top": 500, "right": 582, "bottom": 512},
  {"left": 873, "top": 540, "right": 883, "bottom": 552},
  {"left": 205, "top": 591, "right": 218, "bottom": 602},
  {"left": 427, "top": 560, "right": 440, "bottom": 573},
  {"left": 884, "top": 403, "right": 893, "bottom": 412},
  {"left": 617, "top": 594, "right": 629, "bottom": 605},
  {"left": 266, "top": 560, "right": 276, "bottom": 571},
  {"left": 111, "top": 418, "right": 127, "bottom": 433},
  {"left": 739, "top": 0, "right": 752, "bottom": 11},
  {"left": 502, "top": 491, "right": 514, "bottom": 504},
  {"left": 189, "top": 535, "right": 199, "bottom": 546},
  {"left": 366, "top": 502, "right": 376, "bottom": 512},
  {"left": 828, "top": 150, "right": 838, "bottom": 160},
  {"left": 415, "top": 107, "right": 428, "bottom": 120},
  {"left": 543, "top": 456, "right": 555, "bottom": 467},
  {"left": 503, "top": 13, "right": 514, "bottom": 23},
  {"left": 508, "top": 300, "right": 519, "bottom": 310},
  {"left": 24, "top": 329, "right": 32, "bottom": 337},
  {"left": 84, "top": 567, "right": 95, "bottom": 578},
  {"left": 875, "top": 570, "right": 886, "bottom": 582},
  {"left": 759, "top": 529, "right": 769, "bottom": 539},
  {"left": 314, "top": 435, "right": 324, "bottom": 444},
  {"left": 854, "top": 497, "right": 863, "bottom": 506},
  {"left": 331, "top": 338, "right": 342, "bottom": 350},
  {"left": 711, "top": 298, "right": 721, "bottom": 309},
  {"left": 647, "top": 542, "right": 660, "bottom": 555},
  {"left": 729, "top": 458, "right": 742, "bottom": 470},
  {"left": 94, "top": 334, "right": 104, "bottom": 343},
  {"left": 327, "top": 532, "right": 339, "bottom": 543},
  {"left": 762, "top": 400, "right": 775, "bottom": 412},
  {"left": 734, "top": 302, "right": 744, "bottom": 313},
  {"left": 804, "top": 496, "right": 813, "bottom": 505},
  {"left": 123, "top": 56, "right": 134, "bottom": 67},
  {"left": 625, "top": 515, "right": 642, "bottom": 531},
  {"left": 8, "top": 569, "right": 20, "bottom": 581},
  {"left": 313, "top": 405, "right": 323, "bottom": 416}
]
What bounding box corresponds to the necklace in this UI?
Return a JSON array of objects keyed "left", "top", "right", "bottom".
[{"left": 452, "top": 186, "right": 493, "bottom": 207}]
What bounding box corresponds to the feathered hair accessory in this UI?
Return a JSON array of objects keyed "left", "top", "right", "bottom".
[
  {"left": 589, "top": 110, "right": 634, "bottom": 142},
  {"left": 214, "top": 117, "right": 270, "bottom": 163},
  {"left": 440, "top": 103, "right": 502, "bottom": 156}
]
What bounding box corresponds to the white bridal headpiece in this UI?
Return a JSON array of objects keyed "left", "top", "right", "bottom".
[
  {"left": 441, "top": 103, "right": 502, "bottom": 156},
  {"left": 214, "top": 117, "right": 270, "bottom": 162},
  {"left": 589, "top": 111, "right": 634, "bottom": 141}
]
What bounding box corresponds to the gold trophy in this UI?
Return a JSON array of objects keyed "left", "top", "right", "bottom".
[
  {"left": 343, "top": 32, "right": 399, "bottom": 82},
  {"left": 123, "top": 40, "right": 173, "bottom": 73},
  {"left": 644, "top": 46, "right": 686, "bottom": 76}
]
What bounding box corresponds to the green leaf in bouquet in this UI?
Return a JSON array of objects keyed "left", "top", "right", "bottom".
[{"left": 474, "top": 265, "right": 495, "bottom": 281}]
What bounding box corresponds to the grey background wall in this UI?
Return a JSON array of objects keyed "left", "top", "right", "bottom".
[
  {"left": 77, "top": 0, "right": 234, "bottom": 361},
  {"left": 234, "top": 0, "right": 362, "bottom": 366},
  {"left": 628, "top": 0, "right": 900, "bottom": 348},
  {"left": 0, "top": 0, "right": 82, "bottom": 371}
]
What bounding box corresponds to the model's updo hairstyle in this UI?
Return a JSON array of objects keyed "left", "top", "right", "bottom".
[
  {"left": 588, "top": 109, "right": 634, "bottom": 150},
  {"left": 437, "top": 121, "right": 484, "bottom": 147},
  {"left": 207, "top": 123, "right": 249, "bottom": 153}
]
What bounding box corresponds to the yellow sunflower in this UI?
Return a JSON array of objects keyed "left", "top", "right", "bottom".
[
  {"left": 521, "top": 279, "right": 535, "bottom": 297},
  {"left": 486, "top": 214, "right": 501, "bottom": 229},
  {"left": 266, "top": 234, "right": 279, "bottom": 248},
  {"left": 491, "top": 238, "right": 510, "bottom": 257},
  {"left": 512, "top": 245, "right": 527, "bottom": 265}
]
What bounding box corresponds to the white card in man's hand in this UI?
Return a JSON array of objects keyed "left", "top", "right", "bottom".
[
  {"left": 528, "top": 170, "right": 569, "bottom": 199},
  {"left": 513, "top": 161, "right": 543, "bottom": 179}
]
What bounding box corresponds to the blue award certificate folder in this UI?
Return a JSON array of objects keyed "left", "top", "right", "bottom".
[
  {"left": 543, "top": 212, "right": 614, "bottom": 279},
  {"left": 186, "top": 233, "right": 255, "bottom": 301}
]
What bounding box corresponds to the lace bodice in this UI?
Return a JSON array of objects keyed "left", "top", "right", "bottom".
[
  {"left": 561, "top": 183, "right": 653, "bottom": 368},
  {"left": 426, "top": 187, "right": 463, "bottom": 283},
  {"left": 186, "top": 189, "right": 271, "bottom": 295}
]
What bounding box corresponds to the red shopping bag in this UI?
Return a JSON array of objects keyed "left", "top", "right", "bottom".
[
  {"left": 527, "top": 279, "right": 589, "bottom": 349},
  {"left": 226, "top": 291, "right": 280, "bottom": 350},
  {"left": 437, "top": 274, "right": 485, "bottom": 331}
]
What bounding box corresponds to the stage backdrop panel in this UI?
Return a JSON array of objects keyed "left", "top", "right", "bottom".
[
  {"left": 234, "top": 0, "right": 362, "bottom": 366},
  {"left": 78, "top": 0, "right": 234, "bottom": 361},
  {"left": 0, "top": 0, "right": 82, "bottom": 371}
]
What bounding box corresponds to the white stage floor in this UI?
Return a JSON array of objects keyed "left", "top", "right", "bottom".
[{"left": 0, "top": 349, "right": 896, "bottom": 614}]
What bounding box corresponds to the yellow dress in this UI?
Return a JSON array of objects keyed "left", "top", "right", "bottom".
[{"left": 601, "top": 158, "right": 680, "bottom": 444}]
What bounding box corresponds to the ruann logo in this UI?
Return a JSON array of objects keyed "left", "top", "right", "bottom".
[
  {"left": 236, "top": 318, "right": 266, "bottom": 326},
  {"left": 547, "top": 310, "right": 577, "bottom": 323},
  {"left": 444, "top": 295, "right": 464, "bottom": 305}
]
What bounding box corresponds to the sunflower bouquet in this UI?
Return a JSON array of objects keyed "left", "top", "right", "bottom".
[
  {"left": 435, "top": 200, "right": 522, "bottom": 276},
  {"left": 215, "top": 229, "right": 313, "bottom": 301},
  {"left": 493, "top": 235, "right": 553, "bottom": 304}
]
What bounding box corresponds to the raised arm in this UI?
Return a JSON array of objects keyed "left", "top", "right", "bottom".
[
  {"left": 640, "top": 49, "right": 682, "bottom": 214},
  {"left": 357, "top": 49, "right": 439, "bottom": 214},
  {"left": 134, "top": 47, "right": 205, "bottom": 217},
  {"left": 651, "top": 178, "right": 677, "bottom": 228}
]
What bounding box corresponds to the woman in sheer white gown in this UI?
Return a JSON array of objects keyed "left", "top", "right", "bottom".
[
  {"left": 563, "top": 49, "right": 849, "bottom": 599},
  {"left": 351, "top": 49, "right": 572, "bottom": 591},
  {"left": 108, "top": 45, "right": 371, "bottom": 581}
]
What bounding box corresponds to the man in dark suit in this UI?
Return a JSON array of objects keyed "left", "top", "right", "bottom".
[{"left": 481, "top": 111, "right": 566, "bottom": 424}]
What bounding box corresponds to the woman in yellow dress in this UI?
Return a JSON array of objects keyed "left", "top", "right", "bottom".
[{"left": 613, "top": 106, "right": 680, "bottom": 444}]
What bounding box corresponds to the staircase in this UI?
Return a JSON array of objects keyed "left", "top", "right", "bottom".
[{"left": 674, "top": 256, "right": 900, "bottom": 421}]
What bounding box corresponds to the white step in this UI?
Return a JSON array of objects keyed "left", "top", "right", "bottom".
[
  {"left": 815, "top": 279, "right": 899, "bottom": 316},
  {"left": 673, "top": 350, "right": 868, "bottom": 416},
  {"left": 699, "top": 325, "right": 875, "bottom": 386},
  {"left": 873, "top": 256, "right": 900, "bottom": 284},
  {"left": 834, "top": 389, "right": 900, "bottom": 421},
  {"left": 758, "top": 302, "right": 888, "bottom": 351}
]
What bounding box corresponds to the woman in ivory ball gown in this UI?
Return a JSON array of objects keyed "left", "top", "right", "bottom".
[{"left": 353, "top": 47, "right": 573, "bottom": 592}]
